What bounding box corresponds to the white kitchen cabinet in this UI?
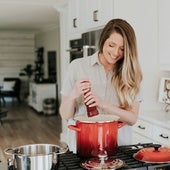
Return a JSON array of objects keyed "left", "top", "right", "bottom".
[
  {"left": 132, "top": 119, "right": 156, "bottom": 144},
  {"left": 68, "top": 0, "right": 86, "bottom": 36},
  {"left": 85, "top": 0, "right": 114, "bottom": 29},
  {"left": 132, "top": 113, "right": 170, "bottom": 146},
  {"left": 152, "top": 124, "right": 170, "bottom": 146},
  {"left": 132, "top": 131, "right": 153, "bottom": 144},
  {"left": 133, "top": 119, "right": 152, "bottom": 137},
  {"left": 68, "top": 0, "right": 114, "bottom": 36},
  {"left": 158, "top": 0, "right": 170, "bottom": 71},
  {"left": 28, "top": 82, "right": 56, "bottom": 112}
]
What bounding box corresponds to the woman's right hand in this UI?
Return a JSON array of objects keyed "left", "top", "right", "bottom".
[{"left": 71, "top": 79, "right": 91, "bottom": 99}]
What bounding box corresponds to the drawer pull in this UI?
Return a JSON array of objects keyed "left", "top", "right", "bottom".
[
  {"left": 138, "top": 125, "right": 146, "bottom": 130},
  {"left": 93, "top": 10, "right": 99, "bottom": 22},
  {"left": 73, "top": 18, "right": 77, "bottom": 28},
  {"left": 159, "top": 134, "right": 169, "bottom": 139}
]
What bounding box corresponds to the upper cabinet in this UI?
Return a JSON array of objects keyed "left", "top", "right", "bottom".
[
  {"left": 86, "top": 0, "right": 114, "bottom": 30},
  {"left": 68, "top": 0, "right": 86, "bottom": 37},
  {"left": 158, "top": 0, "right": 170, "bottom": 71},
  {"left": 68, "top": 0, "right": 114, "bottom": 37}
]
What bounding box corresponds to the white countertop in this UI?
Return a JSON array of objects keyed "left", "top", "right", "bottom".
[{"left": 138, "top": 110, "right": 170, "bottom": 129}]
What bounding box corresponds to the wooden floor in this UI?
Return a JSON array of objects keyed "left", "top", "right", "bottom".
[{"left": 0, "top": 101, "right": 62, "bottom": 160}]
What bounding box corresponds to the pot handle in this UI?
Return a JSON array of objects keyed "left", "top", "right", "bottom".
[
  {"left": 68, "top": 125, "right": 81, "bottom": 132},
  {"left": 118, "top": 121, "right": 126, "bottom": 128},
  {"left": 59, "top": 142, "right": 69, "bottom": 154},
  {"left": 4, "top": 148, "right": 14, "bottom": 155}
]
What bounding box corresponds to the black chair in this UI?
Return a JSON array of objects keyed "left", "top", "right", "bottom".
[
  {"left": 1, "top": 78, "right": 21, "bottom": 103},
  {"left": 0, "top": 87, "right": 8, "bottom": 125}
]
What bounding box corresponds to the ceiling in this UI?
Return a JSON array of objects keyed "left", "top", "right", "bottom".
[{"left": 0, "top": 0, "right": 66, "bottom": 32}]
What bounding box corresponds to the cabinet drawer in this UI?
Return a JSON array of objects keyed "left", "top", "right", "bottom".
[
  {"left": 132, "top": 132, "right": 154, "bottom": 144},
  {"left": 152, "top": 125, "right": 170, "bottom": 146},
  {"left": 133, "top": 120, "right": 152, "bottom": 137}
]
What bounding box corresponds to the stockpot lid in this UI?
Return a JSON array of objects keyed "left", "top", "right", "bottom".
[
  {"left": 133, "top": 144, "right": 170, "bottom": 163},
  {"left": 74, "top": 114, "right": 120, "bottom": 123}
]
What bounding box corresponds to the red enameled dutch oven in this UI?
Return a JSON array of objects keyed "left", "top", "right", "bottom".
[
  {"left": 134, "top": 144, "right": 170, "bottom": 163},
  {"left": 68, "top": 114, "right": 125, "bottom": 158}
]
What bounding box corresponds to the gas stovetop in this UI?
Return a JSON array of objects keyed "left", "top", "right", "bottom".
[{"left": 4, "top": 143, "right": 170, "bottom": 170}]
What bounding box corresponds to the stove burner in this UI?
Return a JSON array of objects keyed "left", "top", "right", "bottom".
[{"left": 8, "top": 143, "right": 170, "bottom": 170}]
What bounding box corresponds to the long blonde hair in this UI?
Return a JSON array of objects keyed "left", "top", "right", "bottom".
[{"left": 98, "top": 19, "right": 143, "bottom": 109}]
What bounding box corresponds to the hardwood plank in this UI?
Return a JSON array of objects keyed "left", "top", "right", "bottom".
[{"left": 0, "top": 101, "right": 62, "bottom": 160}]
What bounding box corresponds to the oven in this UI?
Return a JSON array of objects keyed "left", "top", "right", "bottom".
[
  {"left": 67, "top": 38, "right": 83, "bottom": 63},
  {"left": 5, "top": 143, "right": 170, "bottom": 170}
]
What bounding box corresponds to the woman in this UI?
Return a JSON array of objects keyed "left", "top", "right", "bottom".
[{"left": 60, "top": 18, "right": 143, "bottom": 152}]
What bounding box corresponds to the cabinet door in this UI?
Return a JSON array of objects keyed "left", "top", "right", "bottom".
[
  {"left": 68, "top": 0, "right": 87, "bottom": 35},
  {"left": 86, "top": 0, "right": 113, "bottom": 29},
  {"left": 68, "top": 0, "right": 113, "bottom": 36},
  {"left": 132, "top": 119, "right": 157, "bottom": 144},
  {"left": 158, "top": 0, "right": 170, "bottom": 71},
  {"left": 133, "top": 119, "right": 152, "bottom": 137},
  {"left": 28, "top": 83, "right": 36, "bottom": 106},
  {"left": 132, "top": 132, "right": 154, "bottom": 144},
  {"left": 68, "top": 0, "right": 79, "bottom": 33},
  {"left": 152, "top": 124, "right": 170, "bottom": 146}
]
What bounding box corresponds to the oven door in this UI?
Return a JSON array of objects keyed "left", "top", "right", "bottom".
[
  {"left": 69, "top": 48, "right": 83, "bottom": 62},
  {"left": 67, "top": 38, "right": 83, "bottom": 62}
]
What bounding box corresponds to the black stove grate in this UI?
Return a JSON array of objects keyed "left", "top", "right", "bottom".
[
  {"left": 58, "top": 152, "right": 83, "bottom": 170},
  {"left": 57, "top": 143, "right": 170, "bottom": 170},
  {"left": 8, "top": 143, "right": 170, "bottom": 170},
  {"left": 57, "top": 150, "right": 146, "bottom": 170}
]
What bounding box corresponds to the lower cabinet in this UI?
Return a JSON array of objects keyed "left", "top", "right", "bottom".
[
  {"left": 28, "top": 82, "right": 56, "bottom": 112},
  {"left": 132, "top": 132, "right": 153, "bottom": 144},
  {"left": 152, "top": 124, "right": 170, "bottom": 146},
  {"left": 132, "top": 119, "right": 170, "bottom": 146},
  {"left": 132, "top": 119, "right": 155, "bottom": 144}
]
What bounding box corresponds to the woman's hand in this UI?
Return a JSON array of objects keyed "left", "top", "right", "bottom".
[
  {"left": 84, "top": 91, "right": 104, "bottom": 109},
  {"left": 59, "top": 79, "right": 91, "bottom": 120},
  {"left": 71, "top": 79, "right": 91, "bottom": 99}
]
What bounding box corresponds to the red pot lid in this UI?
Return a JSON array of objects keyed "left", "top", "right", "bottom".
[{"left": 134, "top": 145, "right": 170, "bottom": 163}]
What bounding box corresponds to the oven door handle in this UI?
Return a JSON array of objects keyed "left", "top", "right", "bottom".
[
  {"left": 66, "top": 48, "right": 83, "bottom": 52},
  {"left": 83, "top": 45, "right": 97, "bottom": 57},
  {"left": 83, "top": 45, "right": 96, "bottom": 50}
]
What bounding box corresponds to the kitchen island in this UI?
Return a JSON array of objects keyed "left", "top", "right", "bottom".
[{"left": 28, "top": 82, "right": 56, "bottom": 113}]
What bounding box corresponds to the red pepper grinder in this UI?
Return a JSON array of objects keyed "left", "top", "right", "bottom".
[{"left": 84, "top": 88, "right": 99, "bottom": 117}]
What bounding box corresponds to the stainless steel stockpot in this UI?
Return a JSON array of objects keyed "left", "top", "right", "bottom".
[{"left": 4, "top": 143, "right": 68, "bottom": 170}]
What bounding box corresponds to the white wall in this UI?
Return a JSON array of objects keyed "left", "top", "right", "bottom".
[
  {"left": 0, "top": 31, "right": 35, "bottom": 99},
  {"left": 113, "top": 0, "right": 170, "bottom": 112}
]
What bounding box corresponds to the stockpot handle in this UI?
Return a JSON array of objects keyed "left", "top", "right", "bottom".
[
  {"left": 4, "top": 148, "right": 14, "bottom": 155},
  {"left": 58, "top": 142, "right": 69, "bottom": 154},
  {"left": 68, "top": 125, "right": 81, "bottom": 132},
  {"left": 118, "top": 121, "right": 126, "bottom": 128}
]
